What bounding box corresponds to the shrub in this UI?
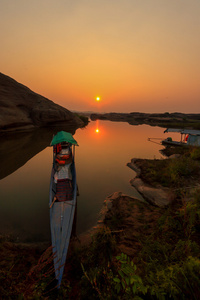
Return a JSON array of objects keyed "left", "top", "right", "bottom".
[
  {"left": 74, "top": 113, "right": 89, "bottom": 126},
  {"left": 81, "top": 253, "right": 147, "bottom": 300},
  {"left": 148, "top": 257, "right": 200, "bottom": 299},
  {"left": 190, "top": 147, "right": 200, "bottom": 160},
  {"left": 90, "top": 226, "right": 117, "bottom": 265},
  {"left": 166, "top": 156, "right": 199, "bottom": 186},
  {"left": 112, "top": 253, "right": 147, "bottom": 297}
]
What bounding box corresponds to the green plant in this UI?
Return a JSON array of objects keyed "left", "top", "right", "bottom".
[
  {"left": 112, "top": 253, "right": 147, "bottom": 297},
  {"left": 166, "top": 156, "right": 199, "bottom": 186},
  {"left": 189, "top": 147, "right": 200, "bottom": 160},
  {"left": 74, "top": 113, "right": 89, "bottom": 126},
  {"left": 180, "top": 192, "right": 200, "bottom": 238},
  {"left": 81, "top": 263, "right": 105, "bottom": 300},
  {"left": 148, "top": 257, "right": 200, "bottom": 300},
  {"left": 81, "top": 253, "right": 147, "bottom": 300},
  {"left": 23, "top": 246, "right": 58, "bottom": 298},
  {"left": 89, "top": 226, "right": 117, "bottom": 265}
]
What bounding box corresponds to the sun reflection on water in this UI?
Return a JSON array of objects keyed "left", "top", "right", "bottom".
[{"left": 95, "top": 119, "right": 100, "bottom": 134}]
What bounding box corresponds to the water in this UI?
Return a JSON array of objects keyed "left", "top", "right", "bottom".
[{"left": 0, "top": 121, "right": 169, "bottom": 242}]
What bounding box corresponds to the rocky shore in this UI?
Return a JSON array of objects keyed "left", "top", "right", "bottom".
[
  {"left": 0, "top": 73, "right": 84, "bottom": 133},
  {"left": 91, "top": 112, "right": 200, "bottom": 129},
  {"left": 127, "top": 158, "right": 173, "bottom": 207}
]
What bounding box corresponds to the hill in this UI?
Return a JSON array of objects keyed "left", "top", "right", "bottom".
[{"left": 0, "top": 73, "right": 83, "bottom": 132}]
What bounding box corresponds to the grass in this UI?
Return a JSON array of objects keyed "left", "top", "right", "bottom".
[{"left": 136, "top": 149, "right": 200, "bottom": 188}]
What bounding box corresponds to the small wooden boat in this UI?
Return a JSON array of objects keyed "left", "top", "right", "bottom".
[
  {"left": 162, "top": 128, "right": 200, "bottom": 147},
  {"left": 149, "top": 128, "right": 200, "bottom": 148},
  {"left": 49, "top": 131, "right": 78, "bottom": 288},
  {"left": 161, "top": 137, "right": 186, "bottom": 147}
]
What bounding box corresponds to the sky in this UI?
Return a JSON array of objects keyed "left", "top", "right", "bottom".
[{"left": 1, "top": 0, "right": 200, "bottom": 113}]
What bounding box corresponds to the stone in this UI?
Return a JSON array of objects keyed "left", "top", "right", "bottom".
[
  {"left": 127, "top": 158, "right": 141, "bottom": 176},
  {"left": 0, "top": 73, "right": 83, "bottom": 132},
  {"left": 130, "top": 177, "right": 172, "bottom": 207}
]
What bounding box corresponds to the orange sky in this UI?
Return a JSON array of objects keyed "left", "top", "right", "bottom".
[{"left": 1, "top": 0, "right": 200, "bottom": 113}]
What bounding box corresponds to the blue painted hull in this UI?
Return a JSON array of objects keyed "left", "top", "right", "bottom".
[{"left": 49, "top": 158, "right": 77, "bottom": 288}]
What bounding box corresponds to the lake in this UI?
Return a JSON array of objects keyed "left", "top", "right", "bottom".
[{"left": 0, "top": 120, "right": 170, "bottom": 243}]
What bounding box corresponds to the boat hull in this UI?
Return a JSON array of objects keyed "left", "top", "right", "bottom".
[
  {"left": 161, "top": 140, "right": 187, "bottom": 147},
  {"left": 49, "top": 160, "right": 77, "bottom": 288}
]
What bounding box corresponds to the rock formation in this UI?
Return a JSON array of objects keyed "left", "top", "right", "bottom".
[
  {"left": 0, "top": 73, "right": 83, "bottom": 132},
  {"left": 127, "top": 158, "right": 173, "bottom": 207}
]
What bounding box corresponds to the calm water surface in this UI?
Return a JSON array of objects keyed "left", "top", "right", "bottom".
[{"left": 0, "top": 121, "right": 171, "bottom": 242}]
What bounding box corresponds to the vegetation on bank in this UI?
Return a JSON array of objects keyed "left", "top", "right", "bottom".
[
  {"left": 90, "top": 112, "right": 200, "bottom": 130},
  {"left": 135, "top": 146, "right": 200, "bottom": 188},
  {"left": 1, "top": 147, "right": 200, "bottom": 299},
  {"left": 74, "top": 113, "right": 90, "bottom": 127}
]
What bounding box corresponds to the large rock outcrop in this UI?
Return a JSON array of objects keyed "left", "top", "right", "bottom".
[
  {"left": 127, "top": 158, "right": 173, "bottom": 207},
  {"left": 0, "top": 73, "right": 83, "bottom": 132}
]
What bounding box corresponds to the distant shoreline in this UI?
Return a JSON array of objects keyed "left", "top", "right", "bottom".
[{"left": 89, "top": 112, "right": 200, "bottom": 129}]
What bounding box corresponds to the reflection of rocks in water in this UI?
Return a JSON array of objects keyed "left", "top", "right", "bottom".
[{"left": 0, "top": 125, "right": 78, "bottom": 180}]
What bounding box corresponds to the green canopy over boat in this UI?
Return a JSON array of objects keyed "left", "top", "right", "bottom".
[{"left": 50, "top": 131, "right": 78, "bottom": 146}]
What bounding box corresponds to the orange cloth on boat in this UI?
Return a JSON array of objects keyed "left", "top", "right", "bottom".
[
  {"left": 55, "top": 158, "right": 66, "bottom": 165},
  {"left": 57, "top": 154, "right": 71, "bottom": 160},
  {"left": 55, "top": 148, "right": 72, "bottom": 165}
]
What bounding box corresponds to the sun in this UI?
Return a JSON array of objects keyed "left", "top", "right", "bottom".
[{"left": 96, "top": 96, "right": 100, "bottom": 102}]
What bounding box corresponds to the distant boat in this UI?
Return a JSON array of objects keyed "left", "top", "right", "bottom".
[
  {"left": 162, "top": 128, "right": 200, "bottom": 147},
  {"left": 49, "top": 131, "right": 78, "bottom": 288}
]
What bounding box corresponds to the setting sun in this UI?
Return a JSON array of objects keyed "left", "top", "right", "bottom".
[
  {"left": 96, "top": 97, "right": 100, "bottom": 102},
  {"left": 95, "top": 128, "right": 99, "bottom": 133}
]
